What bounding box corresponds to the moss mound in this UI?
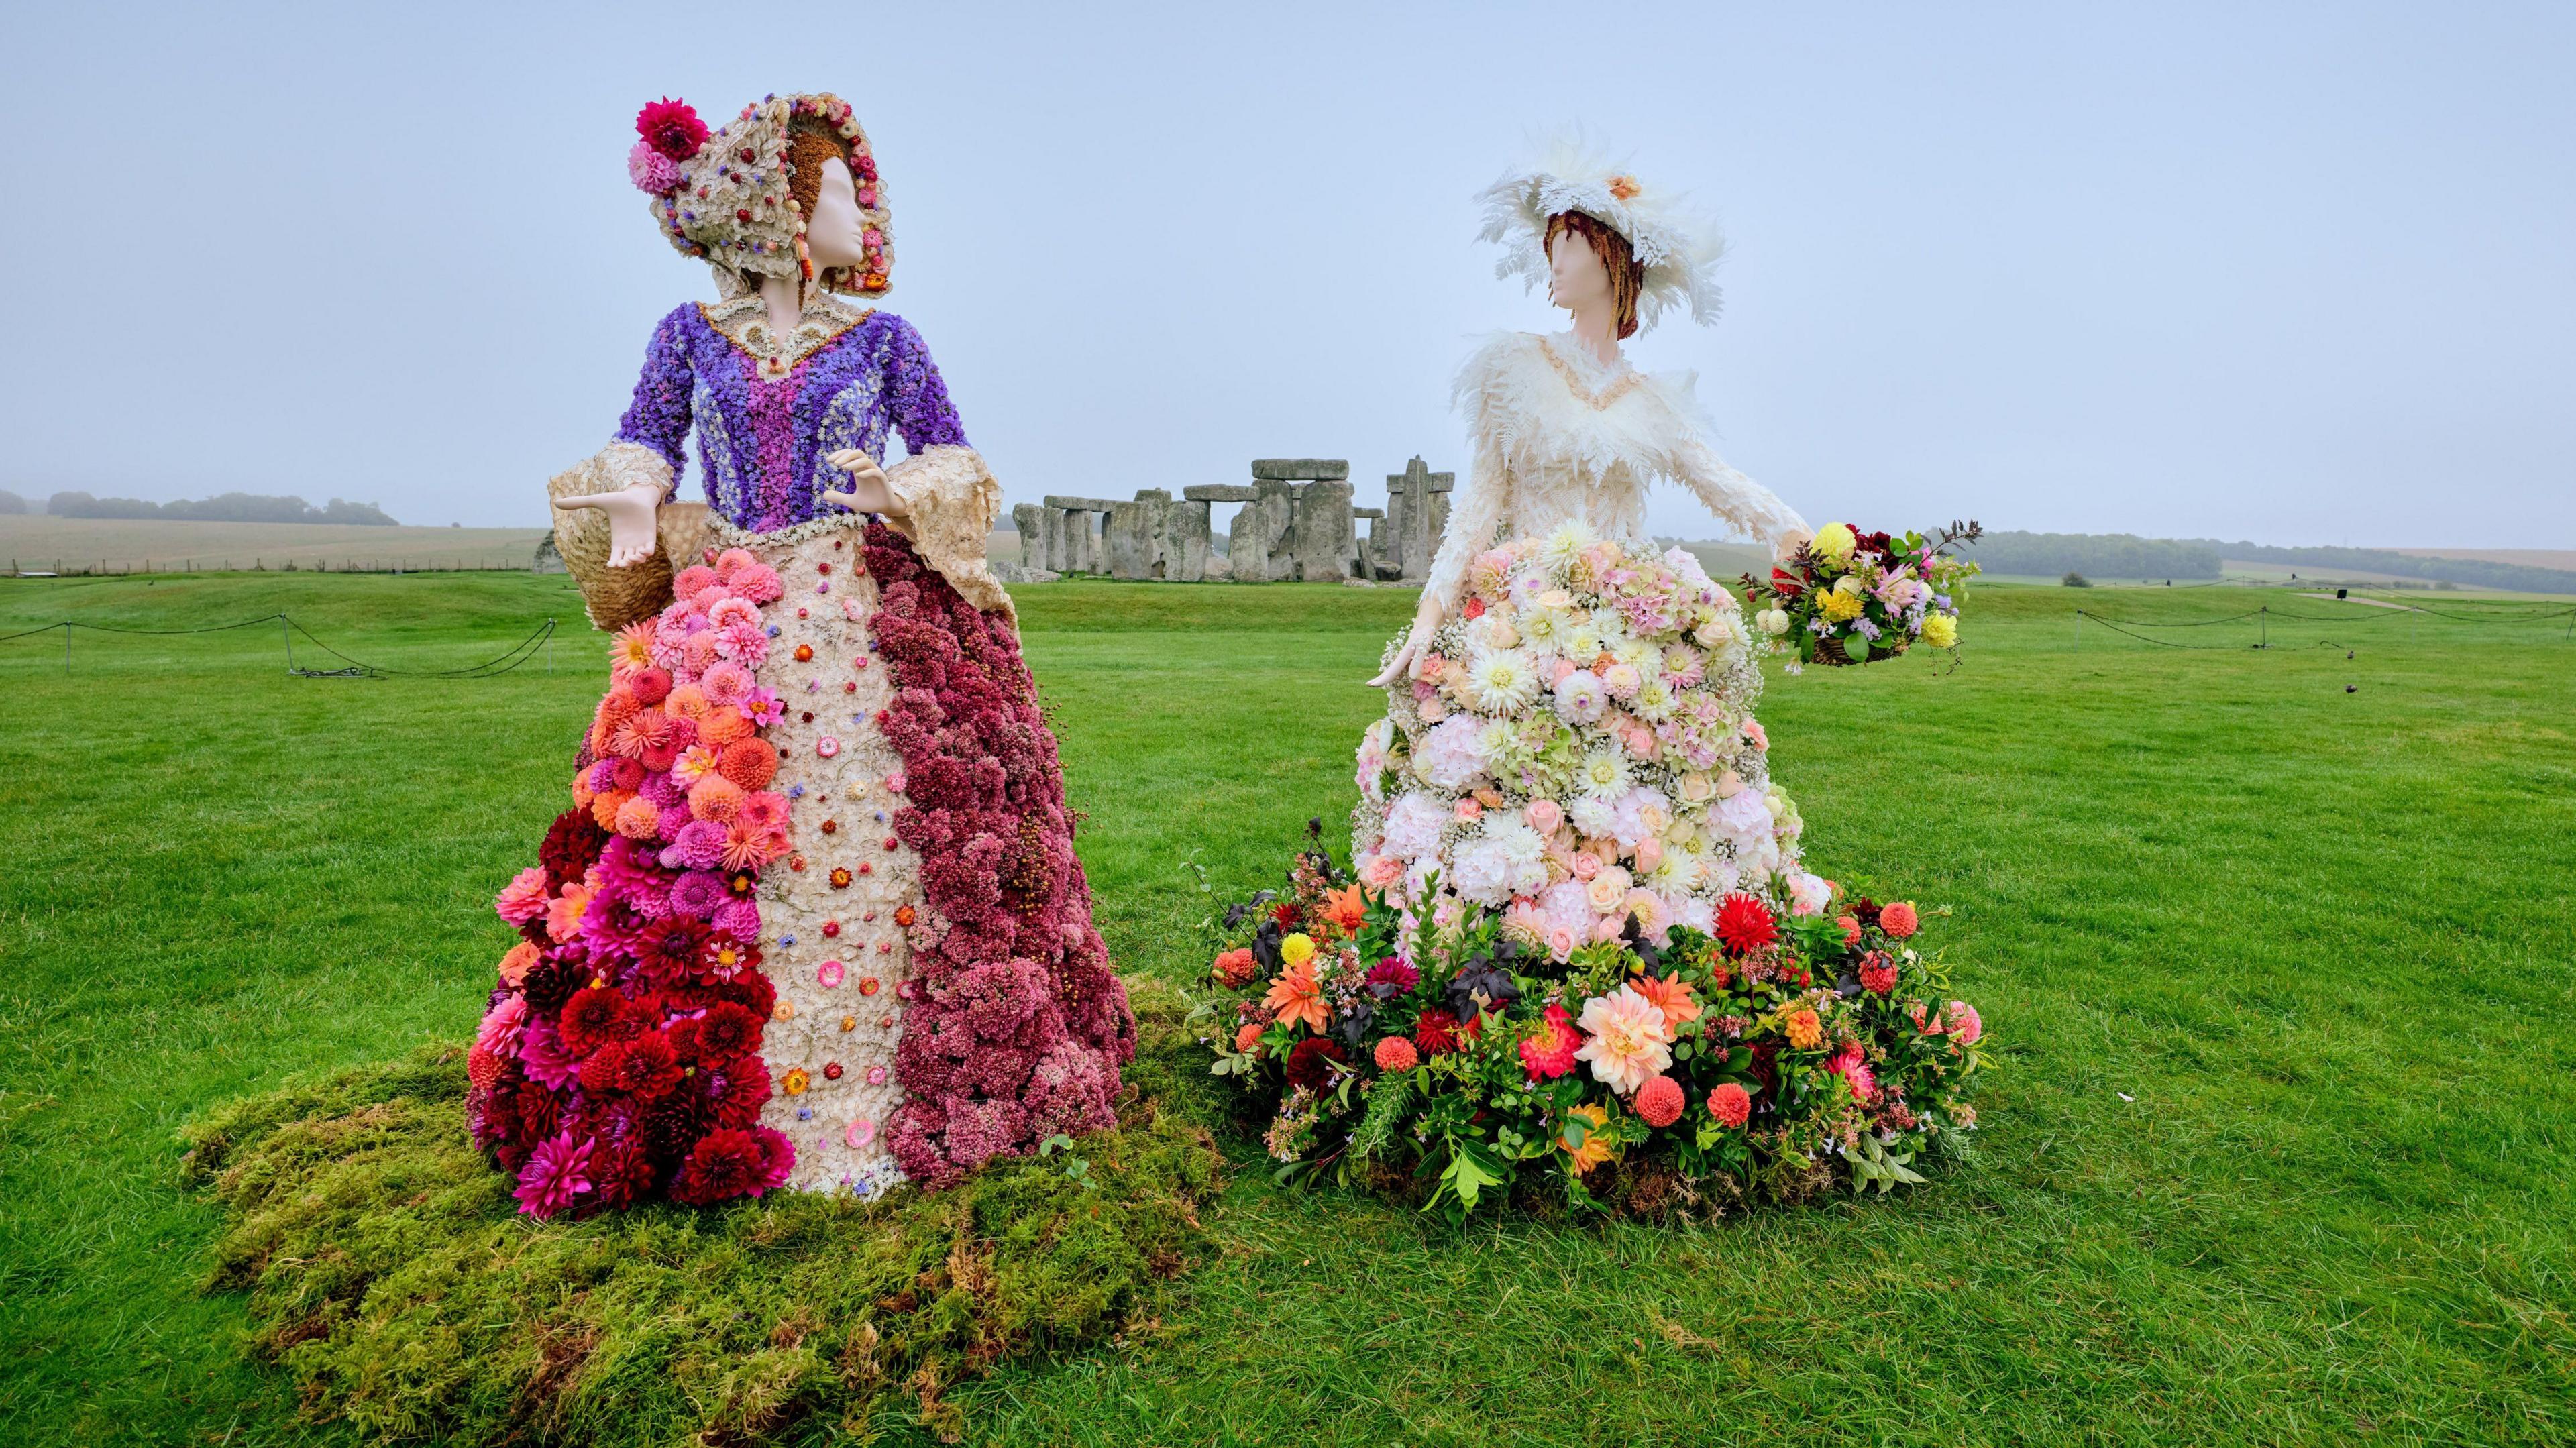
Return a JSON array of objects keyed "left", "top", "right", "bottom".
[{"left": 178, "top": 979, "right": 1225, "bottom": 1445}]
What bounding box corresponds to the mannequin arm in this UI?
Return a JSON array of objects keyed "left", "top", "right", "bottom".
[{"left": 1672, "top": 435, "right": 1811, "bottom": 561}]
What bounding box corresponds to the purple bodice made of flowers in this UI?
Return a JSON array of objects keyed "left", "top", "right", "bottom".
[{"left": 615, "top": 301, "right": 969, "bottom": 535}]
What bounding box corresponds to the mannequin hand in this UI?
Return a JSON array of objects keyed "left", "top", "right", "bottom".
[
  {"left": 1772, "top": 527, "right": 1813, "bottom": 563},
  {"left": 822, "top": 450, "right": 906, "bottom": 518},
  {"left": 557, "top": 481, "right": 665, "bottom": 567},
  {"left": 1367, "top": 595, "right": 1446, "bottom": 687}
]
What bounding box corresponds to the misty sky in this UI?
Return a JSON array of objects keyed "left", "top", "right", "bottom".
[{"left": 3, "top": 2, "right": 2569, "bottom": 547}]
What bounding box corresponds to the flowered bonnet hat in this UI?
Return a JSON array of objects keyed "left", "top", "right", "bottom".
[
  {"left": 1477, "top": 135, "right": 1726, "bottom": 331},
  {"left": 627, "top": 92, "right": 890, "bottom": 298}
]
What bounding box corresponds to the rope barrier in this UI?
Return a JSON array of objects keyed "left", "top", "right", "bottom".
[
  {"left": 2074, "top": 602, "right": 2576, "bottom": 652},
  {"left": 0, "top": 613, "right": 559, "bottom": 679}
]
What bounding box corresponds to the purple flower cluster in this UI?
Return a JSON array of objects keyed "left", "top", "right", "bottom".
[{"left": 616, "top": 307, "right": 967, "bottom": 533}]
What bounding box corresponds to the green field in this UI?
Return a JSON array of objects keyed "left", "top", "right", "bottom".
[{"left": 1, "top": 571, "right": 2571, "bottom": 1446}]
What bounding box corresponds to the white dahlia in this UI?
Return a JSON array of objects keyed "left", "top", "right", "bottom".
[{"left": 1464, "top": 648, "right": 1542, "bottom": 714}]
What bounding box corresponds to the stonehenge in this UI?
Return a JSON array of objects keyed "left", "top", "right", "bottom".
[{"left": 1012, "top": 457, "right": 1452, "bottom": 584}]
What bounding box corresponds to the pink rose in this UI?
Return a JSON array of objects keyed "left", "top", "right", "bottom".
[
  {"left": 1741, "top": 720, "right": 1768, "bottom": 751},
  {"left": 1525, "top": 799, "right": 1563, "bottom": 834},
  {"left": 1633, "top": 837, "right": 1664, "bottom": 871},
  {"left": 1454, "top": 798, "right": 1484, "bottom": 823},
  {"left": 1623, "top": 724, "right": 1657, "bottom": 759},
  {"left": 1550, "top": 657, "right": 1579, "bottom": 685},
  {"left": 1570, "top": 852, "right": 1602, "bottom": 881},
  {"left": 1591, "top": 914, "right": 1627, "bottom": 944},
  {"left": 1545, "top": 926, "right": 1578, "bottom": 962},
  {"left": 1360, "top": 854, "right": 1405, "bottom": 889}
]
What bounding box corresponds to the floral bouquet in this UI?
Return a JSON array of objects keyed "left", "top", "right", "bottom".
[
  {"left": 1196, "top": 833, "right": 1986, "bottom": 1222},
  {"left": 1743, "top": 520, "right": 1981, "bottom": 667}
]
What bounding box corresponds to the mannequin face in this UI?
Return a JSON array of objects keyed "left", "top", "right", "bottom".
[
  {"left": 804, "top": 155, "right": 869, "bottom": 271},
  {"left": 1546, "top": 227, "right": 1613, "bottom": 315}
]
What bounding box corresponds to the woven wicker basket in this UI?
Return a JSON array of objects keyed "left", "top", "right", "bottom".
[
  {"left": 547, "top": 457, "right": 712, "bottom": 632},
  {"left": 1814, "top": 636, "right": 1896, "bottom": 667}
]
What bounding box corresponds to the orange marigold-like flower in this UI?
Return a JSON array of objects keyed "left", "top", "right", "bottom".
[
  {"left": 612, "top": 795, "right": 662, "bottom": 839},
  {"left": 1783, "top": 1006, "right": 1824, "bottom": 1050},
  {"left": 1631, "top": 974, "right": 1701, "bottom": 1032},
  {"left": 1559, "top": 1102, "right": 1614, "bottom": 1174},
  {"left": 1234, "top": 1021, "right": 1267, "bottom": 1053},
  {"left": 1211, "top": 947, "right": 1257, "bottom": 987},
  {"left": 894, "top": 905, "right": 916, "bottom": 928},
  {"left": 1318, "top": 883, "right": 1367, "bottom": 936},
  {"left": 699, "top": 707, "right": 753, "bottom": 746},
  {"left": 1261, "top": 960, "right": 1330, "bottom": 1035}
]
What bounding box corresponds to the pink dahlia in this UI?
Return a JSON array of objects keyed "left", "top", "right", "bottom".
[
  {"left": 729, "top": 563, "right": 784, "bottom": 603},
  {"left": 700, "top": 661, "right": 752, "bottom": 706},
  {"left": 1573, "top": 985, "right": 1674, "bottom": 1095},
  {"left": 513, "top": 1131, "right": 595, "bottom": 1218},
  {"left": 712, "top": 547, "right": 758, "bottom": 580},
  {"left": 1880, "top": 901, "right": 1920, "bottom": 939},
  {"left": 1946, "top": 1001, "right": 1982, "bottom": 1045},
  {"left": 495, "top": 867, "right": 549, "bottom": 925},
  {"left": 1518, "top": 1002, "right": 1581, "bottom": 1082},
  {"left": 475, "top": 993, "right": 528, "bottom": 1056},
  {"left": 1374, "top": 1036, "right": 1419, "bottom": 1072},
  {"left": 634, "top": 97, "right": 708, "bottom": 161},
  {"left": 1826, "top": 1044, "right": 1878, "bottom": 1103},
  {"left": 625, "top": 140, "right": 682, "bottom": 193},
  {"left": 1858, "top": 951, "right": 1898, "bottom": 995}
]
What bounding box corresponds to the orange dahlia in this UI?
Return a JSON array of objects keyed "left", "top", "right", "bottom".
[
  {"left": 1631, "top": 974, "right": 1701, "bottom": 1032},
  {"left": 1558, "top": 1103, "right": 1613, "bottom": 1174},
  {"left": 1261, "top": 960, "right": 1330, "bottom": 1034}
]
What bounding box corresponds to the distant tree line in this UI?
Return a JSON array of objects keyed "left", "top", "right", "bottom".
[
  {"left": 2181, "top": 540, "right": 2576, "bottom": 595},
  {"left": 34, "top": 491, "right": 400, "bottom": 526},
  {"left": 1955, "top": 531, "right": 2222, "bottom": 579},
  {"left": 1951, "top": 529, "right": 2576, "bottom": 594},
  {"left": 0, "top": 488, "right": 24, "bottom": 514}
]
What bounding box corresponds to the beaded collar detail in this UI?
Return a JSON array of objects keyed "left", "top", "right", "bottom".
[{"left": 697, "top": 293, "right": 877, "bottom": 380}]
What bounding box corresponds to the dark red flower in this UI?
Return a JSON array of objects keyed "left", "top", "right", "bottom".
[
  {"left": 669, "top": 1125, "right": 793, "bottom": 1205},
  {"left": 634, "top": 918, "right": 712, "bottom": 983},
  {"left": 1715, "top": 893, "right": 1778, "bottom": 954},
  {"left": 1283, "top": 1036, "right": 1346, "bottom": 1091},
  {"left": 559, "top": 985, "right": 629, "bottom": 1056},
  {"left": 634, "top": 97, "right": 708, "bottom": 162},
  {"left": 578, "top": 1040, "right": 629, "bottom": 1093},
  {"left": 1413, "top": 1008, "right": 1462, "bottom": 1057},
  {"left": 610, "top": 1030, "right": 684, "bottom": 1100},
  {"left": 539, "top": 808, "right": 609, "bottom": 891},
  {"left": 686, "top": 1001, "right": 763, "bottom": 1062}
]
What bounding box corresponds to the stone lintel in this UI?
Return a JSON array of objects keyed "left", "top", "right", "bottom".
[
  {"left": 1183, "top": 485, "right": 1259, "bottom": 502},
  {"left": 1249, "top": 458, "right": 1350, "bottom": 482}
]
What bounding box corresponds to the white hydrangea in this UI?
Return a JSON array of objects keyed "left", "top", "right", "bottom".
[{"left": 1380, "top": 791, "right": 1450, "bottom": 860}]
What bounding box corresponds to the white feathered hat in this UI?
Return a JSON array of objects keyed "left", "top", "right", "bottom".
[{"left": 1476, "top": 135, "right": 1727, "bottom": 331}]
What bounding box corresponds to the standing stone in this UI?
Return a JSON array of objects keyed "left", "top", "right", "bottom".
[
  {"left": 1287, "top": 480, "right": 1356, "bottom": 581},
  {"left": 1238, "top": 479, "right": 1293, "bottom": 581},
  {"left": 1169, "top": 499, "right": 1212, "bottom": 581},
  {"left": 1011, "top": 503, "right": 1044, "bottom": 571},
  {"left": 1104, "top": 496, "right": 1159, "bottom": 580},
  {"left": 1352, "top": 506, "right": 1384, "bottom": 581}
]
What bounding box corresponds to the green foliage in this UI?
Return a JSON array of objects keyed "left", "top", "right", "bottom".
[{"left": 173, "top": 1007, "right": 1222, "bottom": 1445}]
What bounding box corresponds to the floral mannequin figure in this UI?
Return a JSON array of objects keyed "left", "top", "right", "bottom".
[
  {"left": 471, "top": 93, "right": 1132, "bottom": 1217},
  {"left": 1352, "top": 141, "right": 1827, "bottom": 948}
]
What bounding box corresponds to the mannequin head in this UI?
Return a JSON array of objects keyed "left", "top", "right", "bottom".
[
  {"left": 786, "top": 127, "right": 871, "bottom": 275},
  {"left": 1545, "top": 211, "right": 1645, "bottom": 340}
]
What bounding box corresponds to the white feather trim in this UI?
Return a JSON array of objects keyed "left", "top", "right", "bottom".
[{"left": 1475, "top": 133, "right": 1728, "bottom": 333}]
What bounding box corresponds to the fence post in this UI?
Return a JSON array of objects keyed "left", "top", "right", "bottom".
[
  {"left": 282, "top": 616, "right": 292, "bottom": 674},
  {"left": 2260, "top": 607, "right": 2267, "bottom": 650},
  {"left": 63, "top": 622, "right": 71, "bottom": 673}
]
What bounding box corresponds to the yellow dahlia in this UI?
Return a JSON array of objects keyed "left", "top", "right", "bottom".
[{"left": 1559, "top": 1103, "right": 1614, "bottom": 1174}]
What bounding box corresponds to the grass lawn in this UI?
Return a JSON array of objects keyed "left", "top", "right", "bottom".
[{"left": 1, "top": 571, "right": 2571, "bottom": 1446}]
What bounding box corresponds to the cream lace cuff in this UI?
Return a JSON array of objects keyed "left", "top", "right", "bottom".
[{"left": 883, "top": 445, "right": 1013, "bottom": 622}]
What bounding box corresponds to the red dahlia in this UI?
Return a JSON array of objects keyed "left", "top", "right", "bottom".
[
  {"left": 1413, "top": 1008, "right": 1462, "bottom": 1057},
  {"left": 1283, "top": 1036, "right": 1346, "bottom": 1091},
  {"left": 670, "top": 1126, "right": 790, "bottom": 1205},
  {"left": 559, "top": 985, "right": 631, "bottom": 1056},
  {"left": 611, "top": 1030, "right": 684, "bottom": 1100},
  {"left": 635, "top": 97, "right": 708, "bottom": 162},
  {"left": 1715, "top": 893, "right": 1778, "bottom": 954}
]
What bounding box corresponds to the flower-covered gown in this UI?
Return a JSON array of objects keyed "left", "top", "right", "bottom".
[
  {"left": 471, "top": 291, "right": 1133, "bottom": 1215},
  {"left": 1354, "top": 330, "right": 1826, "bottom": 949}
]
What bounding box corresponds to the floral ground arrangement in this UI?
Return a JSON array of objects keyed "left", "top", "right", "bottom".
[
  {"left": 174, "top": 980, "right": 1220, "bottom": 1447},
  {"left": 1198, "top": 832, "right": 1986, "bottom": 1222}
]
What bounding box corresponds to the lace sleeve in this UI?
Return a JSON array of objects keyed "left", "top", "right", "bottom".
[
  {"left": 1420, "top": 431, "right": 1506, "bottom": 615},
  {"left": 1670, "top": 433, "right": 1809, "bottom": 557}
]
